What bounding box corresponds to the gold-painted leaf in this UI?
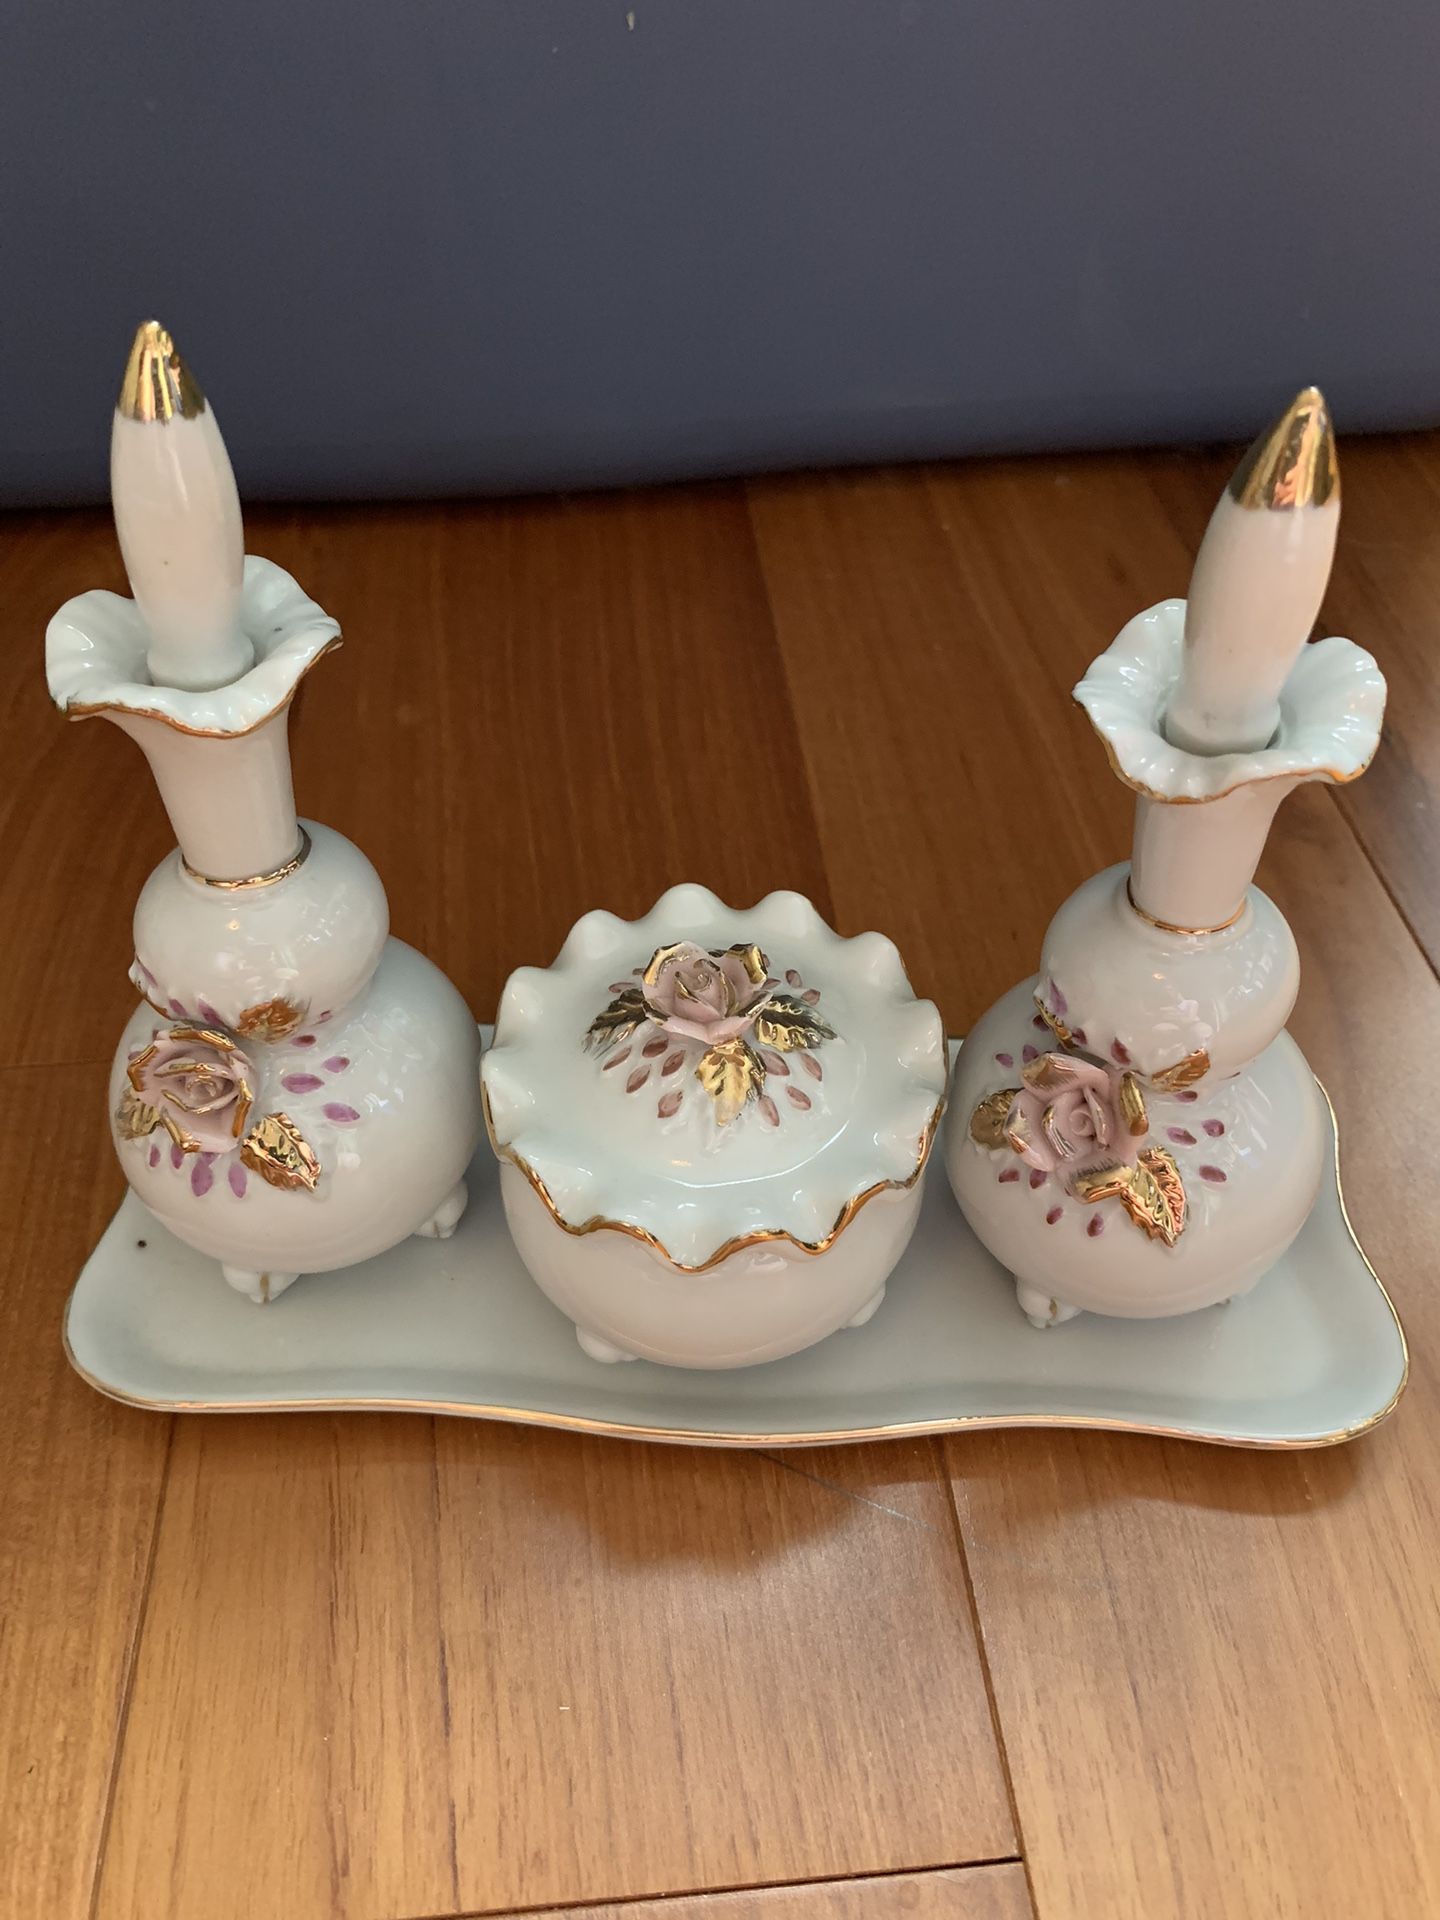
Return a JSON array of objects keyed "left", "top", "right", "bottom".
[
  {"left": 1113, "top": 1152, "right": 1198, "bottom": 1244},
  {"left": 1150, "top": 1048, "right": 1210, "bottom": 1093},
  {"left": 1072, "top": 1162, "right": 1132, "bottom": 1205},
  {"left": 969, "top": 1087, "right": 1020, "bottom": 1149},
  {"left": 1100, "top": 1151, "right": 1182, "bottom": 1247},
  {"left": 1072, "top": 1148, "right": 1186, "bottom": 1246},
  {"left": 240, "top": 1111, "right": 321, "bottom": 1192},
  {"left": 115, "top": 1084, "right": 161, "bottom": 1141},
  {"left": 236, "top": 997, "right": 308, "bottom": 1042},
  {"left": 712, "top": 942, "right": 769, "bottom": 986},
  {"left": 1033, "top": 991, "right": 1076, "bottom": 1051},
  {"left": 1130, "top": 1146, "right": 1187, "bottom": 1246},
  {"left": 1118, "top": 1071, "right": 1148, "bottom": 1138},
  {"left": 752, "top": 992, "right": 836, "bottom": 1051},
  {"left": 583, "top": 987, "right": 649, "bottom": 1054},
  {"left": 695, "top": 1037, "right": 766, "bottom": 1125}
]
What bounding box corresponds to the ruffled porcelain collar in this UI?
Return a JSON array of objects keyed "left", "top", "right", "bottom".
[
  {"left": 1074, "top": 599, "right": 1386, "bottom": 803},
  {"left": 46, "top": 555, "right": 340, "bottom": 738}
]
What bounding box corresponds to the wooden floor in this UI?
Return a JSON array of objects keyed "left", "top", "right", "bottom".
[{"left": 3, "top": 436, "right": 1439, "bottom": 1920}]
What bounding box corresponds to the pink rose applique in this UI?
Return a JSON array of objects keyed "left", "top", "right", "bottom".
[
  {"left": 123, "top": 1025, "right": 256, "bottom": 1153},
  {"left": 641, "top": 941, "right": 773, "bottom": 1045},
  {"left": 1004, "top": 1053, "right": 1130, "bottom": 1175},
  {"left": 970, "top": 1049, "right": 1188, "bottom": 1247},
  {"left": 584, "top": 940, "right": 836, "bottom": 1127}
]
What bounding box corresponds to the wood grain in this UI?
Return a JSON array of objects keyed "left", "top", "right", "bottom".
[
  {"left": 1314, "top": 437, "right": 1440, "bottom": 964},
  {"left": 91, "top": 1411, "right": 458, "bottom": 1920},
  {"left": 0, "top": 1068, "right": 168, "bottom": 1920},
  {"left": 751, "top": 451, "right": 1440, "bottom": 1919},
  {"left": 434, "top": 1431, "right": 1012, "bottom": 1909},
  {"left": 526, "top": 1861, "right": 1033, "bottom": 1920},
  {"left": 97, "top": 1430, "right": 1012, "bottom": 1919},
  {"left": 0, "top": 514, "right": 167, "bottom": 1069}
]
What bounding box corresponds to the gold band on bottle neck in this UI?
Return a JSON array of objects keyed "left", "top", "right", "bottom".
[
  {"left": 1126, "top": 880, "right": 1244, "bottom": 938},
  {"left": 181, "top": 829, "right": 311, "bottom": 891}
]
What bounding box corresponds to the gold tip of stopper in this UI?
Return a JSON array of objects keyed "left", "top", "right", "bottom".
[
  {"left": 117, "top": 320, "right": 206, "bottom": 423},
  {"left": 1227, "top": 386, "right": 1338, "bottom": 510}
]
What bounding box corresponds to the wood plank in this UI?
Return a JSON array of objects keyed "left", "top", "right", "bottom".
[
  {"left": 97, "top": 1429, "right": 1013, "bottom": 1919},
  {"left": 0, "top": 1067, "right": 170, "bottom": 1919},
  {"left": 434, "top": 1430, "right": 1011, "bottom": 1910},
  {"left": 750, "top": 450, "right": 1440, "bottom": 1919},
  {"left": 93, "top": 1411, "right": 458, "bottom": 1920},
  {"left": 0, "top": 511, "right": 167, "bottom": 1069},
  {"left": 91, "top": 497, "right": 1009, "bottom": 1918},
  {"left": 1308, "top": 435, "right": 1440, "bottom": 964},
  {"left": 522, "top": 1860, "right": 1033, "bottom": 1920}
]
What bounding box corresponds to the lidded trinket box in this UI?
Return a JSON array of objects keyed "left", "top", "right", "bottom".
[
  {"left": 483, "top": 884, "right": 948, "bottom": 1367},
  {"left": 946, "top": 390, "right": 1386, "bottom": 1326}
]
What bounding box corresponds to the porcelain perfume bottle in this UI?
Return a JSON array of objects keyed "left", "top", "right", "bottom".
[
  {"left": 946, "top": 390, "right": 1386, "bottom": 1326},
  {"left": 46, "top": 323, "right": 482, "bottom": 1303},
  {"left": 484, "top": 885, "right": 948, "bottom": 1368}
]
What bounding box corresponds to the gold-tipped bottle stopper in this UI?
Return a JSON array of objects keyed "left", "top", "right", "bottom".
[
  {"left": 1165, "top": 387, "right": 1341, "bottom": 757},
  {"left": 1228, "top": 386, "right": 1339, "bottom": 512},
  {"left": 110, "top": 320, "right": 254, "bottom": 693},
  {"left": 117, "top": 321, "right": 207, "bottom": 425}
]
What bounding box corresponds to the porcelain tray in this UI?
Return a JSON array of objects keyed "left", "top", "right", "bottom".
[{"left": 64, "top": 1038, "right": 1407, "bottom": 1449}]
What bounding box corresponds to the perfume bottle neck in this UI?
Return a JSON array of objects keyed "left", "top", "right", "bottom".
[
  {"left": 1129, "top": 783, "right": 1292, "bottom": 934},
  {"left": 111, "top": 709, "right": 303, "bottom": 882}
]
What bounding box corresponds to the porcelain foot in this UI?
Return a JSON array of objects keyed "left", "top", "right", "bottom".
[
  {"left": 1015, "top": 1281, "right": 1082, "bottom": 1330},
  {"left": 845, "top": 1284, "right": 887, "bottom": 1329},
  {"left": 414, "top": 1178, "right": 468, "bottom": 1241},
  {"left": 222, "top": 1265, "right": 300, "bottom": 1306},
  {"left": 576, "top": 1326, "right": 638, "bottom": 1364}
]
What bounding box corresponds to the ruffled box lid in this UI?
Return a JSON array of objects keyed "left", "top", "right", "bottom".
[{"left": 483, "top": 884, "right": 948, "bottom": 1272}]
